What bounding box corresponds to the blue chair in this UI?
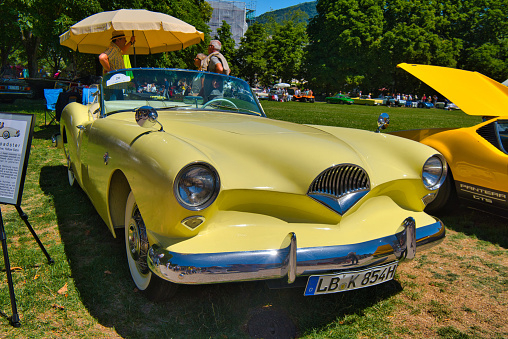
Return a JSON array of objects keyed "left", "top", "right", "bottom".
[
  {"left": 44, "top": 88, "right": 63, "bottom": 125},
  {"left": 82, "top": 87, "right": 98, "bottom": 105}
]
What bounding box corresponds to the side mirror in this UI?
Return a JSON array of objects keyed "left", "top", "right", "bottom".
[
  {"left": 376, "top": 113, "right": 390, "bottom": 133},
  {"left": 135, "top": 106, "right": 164, "bottom": 131}
]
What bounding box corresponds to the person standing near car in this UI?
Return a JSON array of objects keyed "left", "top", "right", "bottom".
[
  {"left": 99, "top": 31, "right": 135, "bottom": 74},
  {"left": 194, "top": 53, "right": 207, "bottom": 71},
  {"left": 200, "top": 40, "right": 231, "bottom": 102},
  {"left": 202, "top": 40, "right": 230, "bottom": 75}
]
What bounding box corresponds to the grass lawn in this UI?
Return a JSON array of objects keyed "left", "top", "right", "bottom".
[{"left": 0, "top": 99, "right": 506, "bottom": 338}]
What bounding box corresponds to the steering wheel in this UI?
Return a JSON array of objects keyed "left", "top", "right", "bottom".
[{"left": 201, "top": 98, "right": 238, "bottom": 110}]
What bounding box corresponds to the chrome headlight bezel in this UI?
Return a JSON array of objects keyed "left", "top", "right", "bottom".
[
  {"left": 422, "top": 154, "right": 447, "bottom": 190},
  {"left": 174, "top": 162, "right": 220, "bottom": 211}
]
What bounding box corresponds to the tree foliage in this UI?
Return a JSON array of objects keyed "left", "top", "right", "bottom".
[
  {"left": 214, "top": 20, "right": 237, "bottom": 74},
  {"left": 2, "top": 0, "right": 507, "bottom": 95},
  {"left": 265, "top": 20, "right": 308, "bottom": 84},
  {"left": 306, "top": 0, "right": 508, "bottom": 95},
  {"left": 236, "top": 22, "right": 268, "bottom": 86},
  {"left": 235, "top": 17, "right": 308, "bottom": 87},
  {"left": 0, "top": 0, "right": 212, "bottom": 77}
]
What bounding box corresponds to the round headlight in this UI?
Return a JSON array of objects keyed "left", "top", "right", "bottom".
[
  {"left": 422, "top": 155, "right": 446, "bottom": 190},
  {"left": 175, "top": 163, "right": 220, "bottom": 210}
]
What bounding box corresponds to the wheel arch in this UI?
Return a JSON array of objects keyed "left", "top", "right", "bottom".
[{"left": 108, "top": 170, "right": 132, "bottom": 237}]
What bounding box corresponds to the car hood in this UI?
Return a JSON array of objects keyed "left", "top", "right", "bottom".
[
  {"left": 397, "top": 63, "right": 508, "bottom": 116},
  {"left": 141, "top": 111, "right": 432, "bottom": 191}
]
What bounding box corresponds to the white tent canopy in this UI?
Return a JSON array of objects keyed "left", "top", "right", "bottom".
[{"left": 273, "top": 83, "right": 290, "bottom": 88}]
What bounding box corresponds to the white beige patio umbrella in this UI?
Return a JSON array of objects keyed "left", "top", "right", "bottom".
[
  {"left": 59, "top": 9, "right": 204, "bottom": 59},
  {"left": 273, "top": 83, "right": 290, "bottom": 88}
]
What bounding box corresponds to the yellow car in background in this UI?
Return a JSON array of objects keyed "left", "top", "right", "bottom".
[
  {"left": 56, "top": 68, "right": 446, "bottom": 300},
  {"left": 390, "top": 63, "right": 508, "bottom": 217},
  {"left": 351, "top": 95, "right": 382, "bottom": 106}
]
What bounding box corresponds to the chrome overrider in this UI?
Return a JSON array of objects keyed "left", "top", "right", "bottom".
[{"left": 147, "top": 217, "right": 445, "bottom": 285}]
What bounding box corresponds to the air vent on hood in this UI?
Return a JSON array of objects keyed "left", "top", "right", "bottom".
[{"left": 308, "top": 164, "right": 370, "bottom": 215}]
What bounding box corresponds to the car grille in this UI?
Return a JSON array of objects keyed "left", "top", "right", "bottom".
[{"left": 308, "top": 164, "right": 370, "bottom": 215}]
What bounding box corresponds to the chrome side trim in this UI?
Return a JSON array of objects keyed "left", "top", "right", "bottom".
[{"left": 147, "top": 218, "right": 445, "bottom": 285}]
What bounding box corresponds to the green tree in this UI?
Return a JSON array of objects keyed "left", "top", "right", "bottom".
[
  {"left": 214, "top": 20, "right": 237, "bottom": 74},
  {"left": 2, "top": 0, "right": 213, "bottom": 77},
  {"left": 0, "top": 0, "right": 22, "bottom": 68},
  {"left": 236, "top": 22, "right": 268, "bottom": 86},
  {"left": 306, "top": 0, "right": 508, "bottom": 95},
  {"left": 306, "top": 0, "right": 385, "bottom": 94},
  {"left": 264, "top": 19, "right": 308, "bottom": 85},
  {"left": 454, "top": 0, "right": 508, "bottom": 80}
]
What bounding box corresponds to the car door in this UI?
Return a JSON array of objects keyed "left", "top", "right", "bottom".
[{"left": 449, "top": 119, "right": 508, "bottom": 211}]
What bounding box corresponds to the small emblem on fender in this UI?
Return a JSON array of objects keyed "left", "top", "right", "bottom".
[{"left": 103, "top": 152, "right": 110, "bottom": 165}]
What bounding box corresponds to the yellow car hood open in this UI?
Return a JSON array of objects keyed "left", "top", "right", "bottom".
[{"left": 397, "top": 63, "right": 508, "bottom": 116}]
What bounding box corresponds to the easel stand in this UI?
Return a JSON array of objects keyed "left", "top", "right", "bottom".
[{"left": 0, "top": 205, "right": 54, "bottom": 327}]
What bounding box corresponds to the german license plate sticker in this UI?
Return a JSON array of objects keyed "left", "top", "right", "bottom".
[{"left": 304, "top": 262, "right": 398, "bottom": 296}]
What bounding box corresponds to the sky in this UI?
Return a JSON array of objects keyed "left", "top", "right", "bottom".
[{"left": 253, "top": 0, "right": 309, "bottom": 16}]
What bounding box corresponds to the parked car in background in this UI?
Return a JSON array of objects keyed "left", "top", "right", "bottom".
[
  {"left": 389, "top": 63, "right": 508, "bottom": 217},
  {"left": 268, "top": 89, "right": 281, "bottom": 101},
  {"left": 446, "top": 102, "right": 460, "bottom": 110},
  {"left": 0, "top": 74, "right": 33, "bottom": 103},
  {"left": 417, "top": 101, "right": 434, "bottom": 109},
  {"left": 351, "top": 95, "right": 380, "bottom": 106},
  {"left": 435, "top": 101, "right": 460, "bottom": 110},
  {"left": 293, "top": 89, "right": 315, "bottom": 102},
  {"left": 55, "top": 67, "right": 446, "bottom": 301},
  {"left": 253, "top": 88, "right": 268, "bottom": 100},
  {"left": 380, "top": 95, "right": 406, "bottom": 107},
  {"left": 325, "top": 93, "right": 353, "bottom": 105}
]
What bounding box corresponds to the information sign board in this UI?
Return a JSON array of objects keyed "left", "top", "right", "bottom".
[{"left": 0, "top": 112, "right": 35, "bottom": 205}]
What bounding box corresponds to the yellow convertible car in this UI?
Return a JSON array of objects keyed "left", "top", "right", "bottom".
[
  {"left": 56, "top": 68, "right": 446, "bottom": 300},
  {"left": 391, "top": 63, "right": 508, "bottom": 217}
]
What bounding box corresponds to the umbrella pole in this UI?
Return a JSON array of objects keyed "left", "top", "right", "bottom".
[{"left": 132, "top": 30, "right": 136, "bottom": 67}]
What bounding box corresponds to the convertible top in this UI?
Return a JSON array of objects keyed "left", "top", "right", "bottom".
[{"left": 398, "top": 63, "right": 508, "bottom": 117}]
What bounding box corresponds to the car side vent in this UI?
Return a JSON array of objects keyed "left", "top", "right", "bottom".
[
  {"left": 308, "top": 164, "right": 370, "bottom": 215},
  {"left": 477, "top": 123, "right": 502, "bottom": 151}
]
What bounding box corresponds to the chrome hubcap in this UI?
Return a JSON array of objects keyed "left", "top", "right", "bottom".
[{"left": 127, "top": 206, "right": 149, "bottom": 274}]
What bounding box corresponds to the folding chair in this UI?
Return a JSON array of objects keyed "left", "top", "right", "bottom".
[
  {"left": 43, "top": 88, "right": 63, "bottom": 125},
  {"left": 82, "top": 87, "right": 98, "bottom": 105}
]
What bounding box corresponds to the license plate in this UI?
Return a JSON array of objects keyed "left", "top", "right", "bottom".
[
  {"left": 304, "top": 262, "right": 398, "bottom": 296},
  {"left": 7, "top": 85, "right": 19, "bottom": 90}
]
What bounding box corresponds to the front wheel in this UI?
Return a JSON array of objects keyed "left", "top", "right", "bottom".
[{"left": 125, "top": 191, "right": 178, "bottom": 301}]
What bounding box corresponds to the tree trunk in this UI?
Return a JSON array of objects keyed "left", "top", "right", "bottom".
[{"left": 21, "top": 30, "right": 40, "bottom": 78}]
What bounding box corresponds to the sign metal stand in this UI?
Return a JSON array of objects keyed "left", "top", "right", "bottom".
[{"left": 0, "top": 112, "right": 54, "bottom": 327}]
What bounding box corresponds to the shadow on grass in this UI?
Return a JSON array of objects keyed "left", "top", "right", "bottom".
[
  {"left": 433, "top": 205, "right": 508, "bottom": 248},
  {"left": 38, "top": 164, "right": 406, "bottom": 337}
]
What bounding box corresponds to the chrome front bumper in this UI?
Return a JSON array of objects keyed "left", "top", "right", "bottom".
[{"left": 147, "top": 217, "right": 445, "bottom": 285}]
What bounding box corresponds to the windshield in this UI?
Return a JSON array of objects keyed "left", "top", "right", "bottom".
[{"left": 101, "top": 68, "right": 265, "bottom": 117}]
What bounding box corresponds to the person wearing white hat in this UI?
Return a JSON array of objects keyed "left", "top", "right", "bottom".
[{"left": 99, "top": 30, "right": 136, "bottom": 73}]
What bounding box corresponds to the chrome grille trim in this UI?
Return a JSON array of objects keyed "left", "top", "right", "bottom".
[
  {"left": 308, "top": 164, "right": 370, "bottom": 215},
  {"left": 309, "top": 164, "right": 370, "bottom": 198}
]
